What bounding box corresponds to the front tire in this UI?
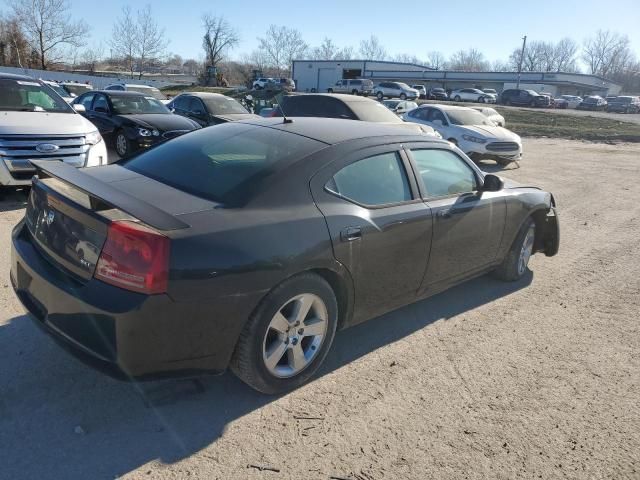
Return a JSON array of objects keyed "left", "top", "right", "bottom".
[
  {"left": 230, "top": 273, "right": 338, "bottom": 394},
  {"left": 400, "top": 93, "right": 407, "bottom": 100},
  {"left": 115, "top": 131, "right": 133, "bottom": 158},
  {"left": 327, "top": 88, "right": 333, "bottom": 93},
  {"left": 493, "top": 218, "right": 536, "bottom": 281},
  {"left": 376, "top": 91, "right": 384, "bottom": 100},
  {"left": 454, "top": 95, "right": 461, "bottom": 102}
]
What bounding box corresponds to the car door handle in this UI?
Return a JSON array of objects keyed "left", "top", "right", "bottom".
[
  {"left": 340, "top": 226, "right": 362, "bottom": 242},
  {"left": 436, "top": 209, "right": 452, "bottom": 219}
]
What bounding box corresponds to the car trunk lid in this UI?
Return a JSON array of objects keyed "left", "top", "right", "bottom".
[{"left": 26, "top": 160, "right": 204, "bottom": 282}]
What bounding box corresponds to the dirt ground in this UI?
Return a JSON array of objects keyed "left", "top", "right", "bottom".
[{"left": 0, "top": 138, "right": 638, "bottom": 480}]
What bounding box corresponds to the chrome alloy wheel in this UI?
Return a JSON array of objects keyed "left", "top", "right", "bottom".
[
  {"left": 116, "top": 134, "right": 128, "bottom": 157},
  {"left": 262, "top": 293, "right": 328, "bottom": 378},
  {"left": 518, "top": 224, "right": 536, "bottom": 276}
]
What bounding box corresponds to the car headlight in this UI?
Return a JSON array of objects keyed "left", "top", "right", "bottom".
[
  {"left": 138, "top": 128, "right": 160, "bottom": 137},
  {"left": 85, "top": 130, "right": 103, "bottom": 145},
  {"left": 462, "top": 134, "right": 487, "bottom": 144}
]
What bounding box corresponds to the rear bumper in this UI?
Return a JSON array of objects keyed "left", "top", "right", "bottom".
[{"left": 10, "top": 221, "right": 249, "bottom": 381}]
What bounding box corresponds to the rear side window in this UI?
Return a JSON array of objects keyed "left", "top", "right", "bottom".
[
  {"left": 282, "top": 96, "right": 355, "bottom": 119},
  {"left": 173, "top": 95, "right": 190, "bottom": 110},
  {"left": 410, "top": 149, "right": 477, "bottom": 198},
  {"left": 328, "top": 152, "right": 411, "bottom": 206},
  {"left": 123, "top": 123, "right": 325, "bottom": 205}
]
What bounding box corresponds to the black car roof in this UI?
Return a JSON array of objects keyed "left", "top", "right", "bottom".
[
  {"left": 177, "top": 92, "right": 228, "bottom": 99},
  {"left": 0, "top": 72, "right": 37, "bottom": 81},
  {"left": 285, "top": 93, "right": 378, "bottom": 104},
  {"left": 236, "top": 117, "right": 448, "bottom": 146},
  {"left": 93, "top": 90, "right": 156, "bottom": 97}
]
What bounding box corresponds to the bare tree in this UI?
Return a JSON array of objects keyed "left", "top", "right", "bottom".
[
  {"left": 80, "top": 44, "right": 104, "bottom": 73},
  {"left": 491, "top": 59, "right": 512, "bottom": 72},
  {"left": 311, "top": 38, "right": 356, "bottom": 60},
  {"left": 202, "top": 14, "right": 239, "bottom": 71},
  {"left": 359, "top": 35, "right": 386, "bottom": 60},
  {"left": 427, "top": 51, "right": 445, "bottom": 70},
  {"left": 0, "top": 16, "right": 31, "bottom": 67},
  {"left": 583, "top": 30, "right": 632, "bottom": 77},
  {"left": 257, "top": 25, "right": 308, "bottom": 75},
  {"left": 554, "top": 38, "right": 578, "bottom": 72},
  {"left": 111, "top": 6, "right": 137, "bottom": 78},
  {"left": 391, "top": 53, "right": 424, "bottom": 65},
  {"left": 182, "top": 58, "right": 200, "bottom": 76},
  {"left": 135, "top": 5, "right": 167, "bottom": 79},
  {"left": 448, "top": 48, "right": 489, "bottom": 71},
  {"left": 10, "top": 0, "right": 88, "bottom": 70}
]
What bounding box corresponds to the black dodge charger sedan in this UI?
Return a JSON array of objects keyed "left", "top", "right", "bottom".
[
  {"left": 11, "top": 118, "right": 559, "bottom": 394},
  {"left": 72, "top": 91, "right": 201, "bottom": 158}
]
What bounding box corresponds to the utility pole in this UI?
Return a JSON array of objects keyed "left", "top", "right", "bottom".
[{"left": 516, "top": 35, "right": 527, "bottom": 89}]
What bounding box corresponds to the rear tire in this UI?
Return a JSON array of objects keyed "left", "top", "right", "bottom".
[
  {"left": 400, "top": 93, "right": 407, "bottom": 100},
  {"left": 454, "top": 95, "right": 461, "bottom": 102},
  {"left": 376, "top": 91, "right": 384, "bottom": 100},
  {"left": 352, "top": 89, "right": 359, "bottom": 95},
  {"left": 327, "top": 88, "right": 333, "bottom": 93},
  {"left": 230, "top": 273, "right": 338, "bottom": 394},
  {"left": 493, "top": 218, "right": 536, "bottom": 281}
]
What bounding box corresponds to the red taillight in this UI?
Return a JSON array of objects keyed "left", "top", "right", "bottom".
[{"left": 95, "top": 221, "right": 169, "bottom": 294}]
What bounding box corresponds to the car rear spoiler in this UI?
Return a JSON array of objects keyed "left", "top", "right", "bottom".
[{"left": 31, "top": 160, "right": 189, "bottom": 231}]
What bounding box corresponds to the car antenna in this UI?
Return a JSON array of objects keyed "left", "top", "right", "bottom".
[{"left": 275, "top": 90, "right": 292, "bottom": 124}]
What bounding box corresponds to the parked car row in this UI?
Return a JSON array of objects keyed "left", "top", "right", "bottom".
[{"left": 252, "top": 77, "right": 296, "bottom": 91}]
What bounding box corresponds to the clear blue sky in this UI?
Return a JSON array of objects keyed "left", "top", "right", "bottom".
[{"left": 60, "top": 0, "right": 640, "bottom": 67}]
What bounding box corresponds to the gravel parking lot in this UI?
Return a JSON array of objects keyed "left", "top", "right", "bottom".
[{"left": 1, "top": 138, "right": 638, "bottom": 479}]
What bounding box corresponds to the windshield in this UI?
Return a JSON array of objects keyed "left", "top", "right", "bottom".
[
  {"left": 110, "top": 95, "right": 170, "bottom": 115},
  {"left": 433, "top": 88, "right": 445, "bottom": 93},
  {"left": 0, "top": 78, "right": 73, "bottom": 113},
  {"left": 383, "top": 100, "right": 401, "bottom": 109},
  {"left": 446, "top": 109, "right": 495, "bottom": 126},
  {"left": 348, "top": 101, "right": 403, "bottom": 123},
  {"left": 202, "top": 96, "right": 249, "bottom": 115},
  {"left": 483, "top": 89, "right": 496, "bottom": 94},
  {"left": 63, "top": 84, "right": 91, "bottom": 96},
  {"left": 123, "top": 123, "right": 324, "bottom": 205},
  {"left": 47, "top": 83, "right": 69, "bottom": 98},
  {"left": 126, "top": 86, "right": 167, "bottom": 101}
]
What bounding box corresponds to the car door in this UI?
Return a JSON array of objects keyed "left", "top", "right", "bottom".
[
  {"left": 187, "top": 97, "right": 210, "bottom": 126},
  {"left": 404, "top": 146, "right": 506, "bottom": 292},
  {"left": 310, "top": 144, "right": 434, "bottom": 323},
  {"left": 87, "top": 93, "right": 117, "bottom": 141}
]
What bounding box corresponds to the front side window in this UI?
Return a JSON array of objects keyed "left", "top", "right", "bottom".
[
  {"left": 328, "top": 152, "right": 411, "bottom": 206},
  {"left": 93, "top": 94, "right": 109, "bottom": 112},
  {"left": 411, "top": 149, "right": 477, "bottom": 198}
]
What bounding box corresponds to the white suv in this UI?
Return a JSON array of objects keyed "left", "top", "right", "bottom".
[
  {"left": 252, "top": 78, "right": 274, "bottom": 89},
  {"left": 0, "top": 73, "right": 107, "bottom": 187},
  {"left": 374, "top": 82, "right": 419, "bottom": 100}
]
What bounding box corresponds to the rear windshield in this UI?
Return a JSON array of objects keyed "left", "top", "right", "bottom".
[
  {"left": 202, "top": 96, "right": 249, "bottom": 115},
  {"left": 127, "top": 86, "right": 167, "bottom": 100},
  {"left": 63, "top": 84, "right": 92, "bottom": 95},
  {"left": 122, "top": 123, "right": 325, "bottom": 205},
  {"left": 0, "top": 78, "right": 73, "bottom": 113},
  {"left": 347, "top": 101, "right": 403, "bottom": 123}
]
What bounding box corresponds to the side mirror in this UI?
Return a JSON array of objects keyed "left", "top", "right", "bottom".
[
  {"left": 482, "top": 174, "right": 504, "bottom": 192},
  {"left": 73, "top": 104, "right": 86, "bottom": 113}
]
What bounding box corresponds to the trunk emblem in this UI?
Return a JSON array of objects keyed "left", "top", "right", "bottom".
[
  {"left": 45, "top": 210, "right": 55, "bottom": 226},
  {"left": 36, "top": 143, "right": 60, "bottom": 153}
]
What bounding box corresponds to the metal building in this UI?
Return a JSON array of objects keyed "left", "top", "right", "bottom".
[{"left": 291, "top": 60, "right": 622, "bottom": 97}]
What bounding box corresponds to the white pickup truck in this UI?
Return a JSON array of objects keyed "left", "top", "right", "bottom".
[{"left": 0, "top": 73, "right": 107, "bottom": 188}]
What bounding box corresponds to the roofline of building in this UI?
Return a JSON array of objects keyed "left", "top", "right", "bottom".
[
  {"left": 292, "top": 60, "right": 621, "bottom": 87},
  {"left": 292, "top": 59, "right": 435, "bottom": 70}
]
